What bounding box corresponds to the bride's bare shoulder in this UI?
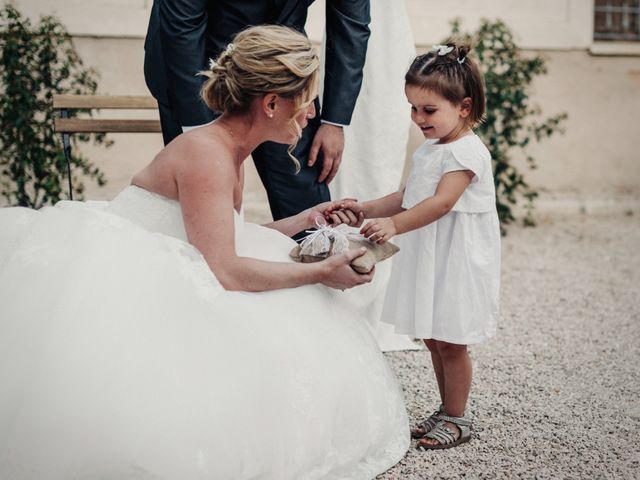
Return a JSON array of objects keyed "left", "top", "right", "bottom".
[
  {"left": 169, "top": 128, "right": 237, "bottom": 189},
  {"left": 133, "top": 126, "right": 233, "bottom": 196},
  {"left": 152, "top": 128, "right": 231, "bottom": 181},
  {"left": 169, "top": 127, "right": 231, "bottom": 164}
]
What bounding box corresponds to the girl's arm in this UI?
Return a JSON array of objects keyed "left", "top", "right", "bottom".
[
  {"left": 361, "top": 170, "right": 474, "bottom": 243},
  {"left": 359, "top": 191, "right": 406, "bottom": 218},
  {"left": 262, "top": 198, "right": 358, "bottom": 237},
  {"left": 176, "top": 145, "right": 372, "bottom": 292},
  {"left": 326, "top": 191, "right": 406, "bottom": 226}
]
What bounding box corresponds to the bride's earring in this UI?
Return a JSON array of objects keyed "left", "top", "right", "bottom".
[{"left": 267, "top": 99, "right": 276, "bottom": 119}]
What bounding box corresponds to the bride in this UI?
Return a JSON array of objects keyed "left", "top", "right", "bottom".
[{"left": 0, "top": 25, "right": 409, "bottom": 479}]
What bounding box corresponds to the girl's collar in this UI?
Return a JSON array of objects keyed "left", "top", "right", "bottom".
[{"left": 431, "top": 132, "right": 476, "bottom": 147}]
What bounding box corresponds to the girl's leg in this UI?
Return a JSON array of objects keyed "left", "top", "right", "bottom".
[
  {"left": 419, "top": 340, "right": 472, "bottom": 447},
  {"left": 424, "top": 339, "right": 446, "bottom": 404},
  {"left": 438, "top": 341, "right": 471, "bottom": 417},
  {"left": 411, "top": 339, "right": 446, "bottom": 438}
]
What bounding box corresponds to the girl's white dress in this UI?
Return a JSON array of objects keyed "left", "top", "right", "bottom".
[
  {"left": 0, "top": 186, "right": 409, "bottom": 480},
  {"left": 381, "top": 134, "right": 501, "bottom": 344}
]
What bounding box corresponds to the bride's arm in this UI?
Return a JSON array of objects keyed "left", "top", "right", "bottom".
[
  {"left": 176, "top": 147, "right": 370, "bottom": 292},
  {"left": 263, "top": 199, "right": 360, "bottom": 237},
  {"left": 262, "top": 212, "right": 311, "bottom": 238}
]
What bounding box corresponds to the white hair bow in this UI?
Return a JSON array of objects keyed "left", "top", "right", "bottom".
[{"left": 431, "top": 44, "right": 454, "bottom": 56}]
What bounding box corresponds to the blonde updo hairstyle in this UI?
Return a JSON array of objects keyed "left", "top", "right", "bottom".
[{"left": 200, "top": 25, "right": 320, "bottom": 170}]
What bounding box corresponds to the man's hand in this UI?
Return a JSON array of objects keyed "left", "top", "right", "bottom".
[
  {"left": 308, "top": 123, "right": 344, "bottom": 184},
  {"left": 360, "top": 217, "right": 397, "bottom": 244}
]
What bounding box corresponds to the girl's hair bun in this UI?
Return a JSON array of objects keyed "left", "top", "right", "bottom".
[{"left": 456, "top": 43, "right": 471, "bottom": 61}]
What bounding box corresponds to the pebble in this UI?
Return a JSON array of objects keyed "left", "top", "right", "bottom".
[{"left": 377, "top": 212, "right": 640, "bottom": 479}]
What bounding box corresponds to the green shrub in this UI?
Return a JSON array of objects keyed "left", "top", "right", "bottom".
[
  {"left": 0, "top": 4, "right": 110, "bottom": 208},
  {"left": 450, "top": 19, "right": 567, "bottom": 231}
]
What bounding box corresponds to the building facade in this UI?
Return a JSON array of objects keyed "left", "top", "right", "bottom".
[{"left": 7, "top": 0, "right": 640, "bottom": 216}]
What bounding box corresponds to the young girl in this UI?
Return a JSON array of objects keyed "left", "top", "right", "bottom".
[{"left": 330, "top": 43, "right": 500, "bottom": 449}]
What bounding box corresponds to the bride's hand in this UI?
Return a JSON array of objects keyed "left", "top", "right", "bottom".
[
  {"left": 319, "top": 247, "right": 375, "bottom": 290},
  {"left": 304, "top": 198, "right": 358, "bottom": 228}
]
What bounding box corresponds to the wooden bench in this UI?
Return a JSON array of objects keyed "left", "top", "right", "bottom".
[{"left": 52, "top": 94, "right": 161, "bottom": 199}]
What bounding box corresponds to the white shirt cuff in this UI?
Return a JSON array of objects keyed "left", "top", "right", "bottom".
[{"left": 320, "top": 120, "right": 345, "bottom": 128}]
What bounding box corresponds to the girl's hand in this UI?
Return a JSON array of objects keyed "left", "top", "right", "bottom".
[
  {"left": 320, "top": 247, "right": 375, "bottom": 290},
  {"left": 325, "top": 200, "right": 365, "bottom": 227},
  {"left": 360, "top": 217, "right": 397, "bottom": 244},
  {"left": 303, "top": 198, "right": 356, "bottom": 229}
]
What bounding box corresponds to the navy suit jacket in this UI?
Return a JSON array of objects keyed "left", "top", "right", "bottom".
[{"left": 144, "top": 0, "right": 370, "bottom": 128}]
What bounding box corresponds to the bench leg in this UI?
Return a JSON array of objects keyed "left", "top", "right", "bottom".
[
  {"left": 61, "top": 132, "right": 73, "bottom": 201},
  {"left": 60, "top": 108, "right": 73, "bottom": 201}
]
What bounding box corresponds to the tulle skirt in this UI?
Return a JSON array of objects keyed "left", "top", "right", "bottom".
[{"left": 0, "top": 187, "right": 409, "bottom": 479}]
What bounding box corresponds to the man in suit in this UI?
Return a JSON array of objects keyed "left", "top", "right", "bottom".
[{"left": 144, "top": 0, "right": 371, "bottom": 222}]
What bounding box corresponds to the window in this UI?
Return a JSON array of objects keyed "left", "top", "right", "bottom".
[{"left": 594, "top": 0, "right": 640, "bottom": 41}]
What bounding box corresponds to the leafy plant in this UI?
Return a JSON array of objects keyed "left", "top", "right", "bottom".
[
  {"left": 450, "top": 19, "right": 567, "bottom": 230},
  {"left": 0, "top": 4, "right": 110, "bottom": 208}
]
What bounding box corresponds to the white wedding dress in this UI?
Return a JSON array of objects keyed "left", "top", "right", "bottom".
[
  {"left": 326, "top": 0, "right": 419, "bottom": 352},
  {"left": 0, "top": 186, "right": 409, "bottom": 480},
  {"left": 329, "top": 0, "right": 415, "bottom": 202}
]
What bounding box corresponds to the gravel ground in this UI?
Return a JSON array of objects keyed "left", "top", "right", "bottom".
[{"left": 377, "top": 210, "right": 640, "bottom": 479}]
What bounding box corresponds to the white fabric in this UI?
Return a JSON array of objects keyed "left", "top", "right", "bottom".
[
  {"left": 320, "top": 119, "right": 345, "bottom": 128},
  {"left": 0, "top": 186, "right": 409, "bottom": 480},
  {"left": 381, "top": 136, "right": 501, "bottom": 344},
  {"left": 403, "top": 135, "right": 497, "bottom": 213},
  {"left": 327, "top": 0, "right": 419, "bottom": 352},
  {"left": 181, "top": 120, "right": 214, "bottom": 133},
  {"left": 329, "top": 0, "right": 415, "bottom": 202}
]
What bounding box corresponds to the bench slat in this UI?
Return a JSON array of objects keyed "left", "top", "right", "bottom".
[
  {"left": 54, "top": 118, "right": 162, "bottom": 133},
  {"left": 53, "top": 95, "right": 158, "bottom": 109}
]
